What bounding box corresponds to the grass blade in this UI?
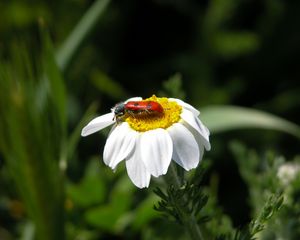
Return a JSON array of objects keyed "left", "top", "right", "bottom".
[
  {"left": 201, "top": 105, "right": 300, "bottom": 138},
  {"left": 0, "top": 39, "right": 65, "bottom": 240},
  {"left": 56, "top": 0, "right": 110, "bottom": 71}
]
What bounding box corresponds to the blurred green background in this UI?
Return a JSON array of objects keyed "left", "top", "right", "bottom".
[{"left": 0, "top": 0, "right": 300, "bottom": 239}]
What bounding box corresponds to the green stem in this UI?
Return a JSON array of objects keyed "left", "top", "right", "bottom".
[
  {"left": 56, "top": 0, "right": 111, "bottom": 71},
  {"left": 167, "top": 163, "right": 204, "bottom": 240}
]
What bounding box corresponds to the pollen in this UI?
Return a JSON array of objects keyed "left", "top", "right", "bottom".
[{"left": 125, "top": 95, "right": 182, "bottom": 132}]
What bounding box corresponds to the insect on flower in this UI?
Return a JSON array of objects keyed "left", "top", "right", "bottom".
[
  {"left": 81, "top": 95, "right": 211, "bottom": 188},
  {"left": 113, "top": 101, "right": 164, "bottom": 123}
]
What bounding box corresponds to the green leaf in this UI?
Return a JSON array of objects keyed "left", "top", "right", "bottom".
[
  {"left": 0, "top": 40, "right": 65, "bottom": 240},
  {"left": 160, "top": 73, "right": 186, "bottom": 99},
  {"left": 41, "top": 27, "right": 67, "bottom": 130},
  {"left": 56, "top": 0, "right": 111, "bottom": 71},
  {"left": 84, "top": 175, "right": 135, "bottom": 232},
  {"left": 201, "top": 105, "right": 300, "bottom": 138},
  {"left": 132, "top": 194, "right": 160, "bottom": 230},
  {"left": 20, "top": 221, "right": 35, "bottom": 240},
  {"left": 213, "top": 31, "right": 260, "bottom": 58},
  {"left": 67, "top": 159, "right": 106, "bottom": 207},
  {"left": 203, "top": 0, "right": 238, "bottom": 32},
  {"left": 249, "top": 193, "right": 284, "bottom": 237},
  {"left": 91, "top": 70, "right": 128, "bottom": 99}
]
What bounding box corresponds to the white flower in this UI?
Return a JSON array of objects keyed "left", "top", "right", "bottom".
[
  {"left": 81, "top": 95, "right": 211, "bottom": 188},
  {"left": 277, "top": 162, "right": 300, "bottom": 186}
]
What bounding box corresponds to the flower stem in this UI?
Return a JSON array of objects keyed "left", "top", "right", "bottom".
[{"left": 166, "top": 163, "right": 204, "bottom": 240}]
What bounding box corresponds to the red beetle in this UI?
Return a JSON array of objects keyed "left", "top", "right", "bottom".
[
  {"left": 125, "top": 101, "right": 163, "bottom": 113},
  {"left": 113, "top": 101, "right": 163, "bottom": 122}
]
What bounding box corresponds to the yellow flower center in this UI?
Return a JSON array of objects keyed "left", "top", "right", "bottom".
[{"left": 125, "top": 95, "right": 182, "bottom": 132}]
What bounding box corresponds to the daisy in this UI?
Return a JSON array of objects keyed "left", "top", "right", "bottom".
[{"left": 81, "top": 95, "right": 211, "bottom": 188}]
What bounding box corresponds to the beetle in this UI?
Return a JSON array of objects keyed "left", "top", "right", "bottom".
[{"left": 113, "top": 101, "right": 164, "bottom": 122}]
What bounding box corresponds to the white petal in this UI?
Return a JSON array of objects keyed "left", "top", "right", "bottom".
[
  {"left": 125, "top": 97, "right": 143, "bottom": 103},
  {"left": 183, "top": 122, "right": 210, "bottom": 159},
  {"left": 180, "top": 109, "right": 201, "bottom": 132},
  {"left": 168, "top": 123, "right": 200, "bottom": 171},
  {"left": 103, "top": 123, "right": 137, "bottom": 169},
  {"left": 81, "top": 113, "right": 115, "bottom": 136},
  {"left": 191, "top": 125, "right": 210, "bottom": 150},
  {"left": 181, "top": 109, "right": 211, "bottom": 150},
  {"left": 140, "top": 129, "right": 173, "bottom": 177},
  {"left": 196, "top": 118, "right": 210, "bottom": 145},
  {"left": 169, "top": 98, "right": 200, "bottom": 116},
  {"left": 126, "top": 136, "right": 151, "bottom": 188},
  {"left": 199, "top": 144, "right": 204, "bottom": 162}
]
